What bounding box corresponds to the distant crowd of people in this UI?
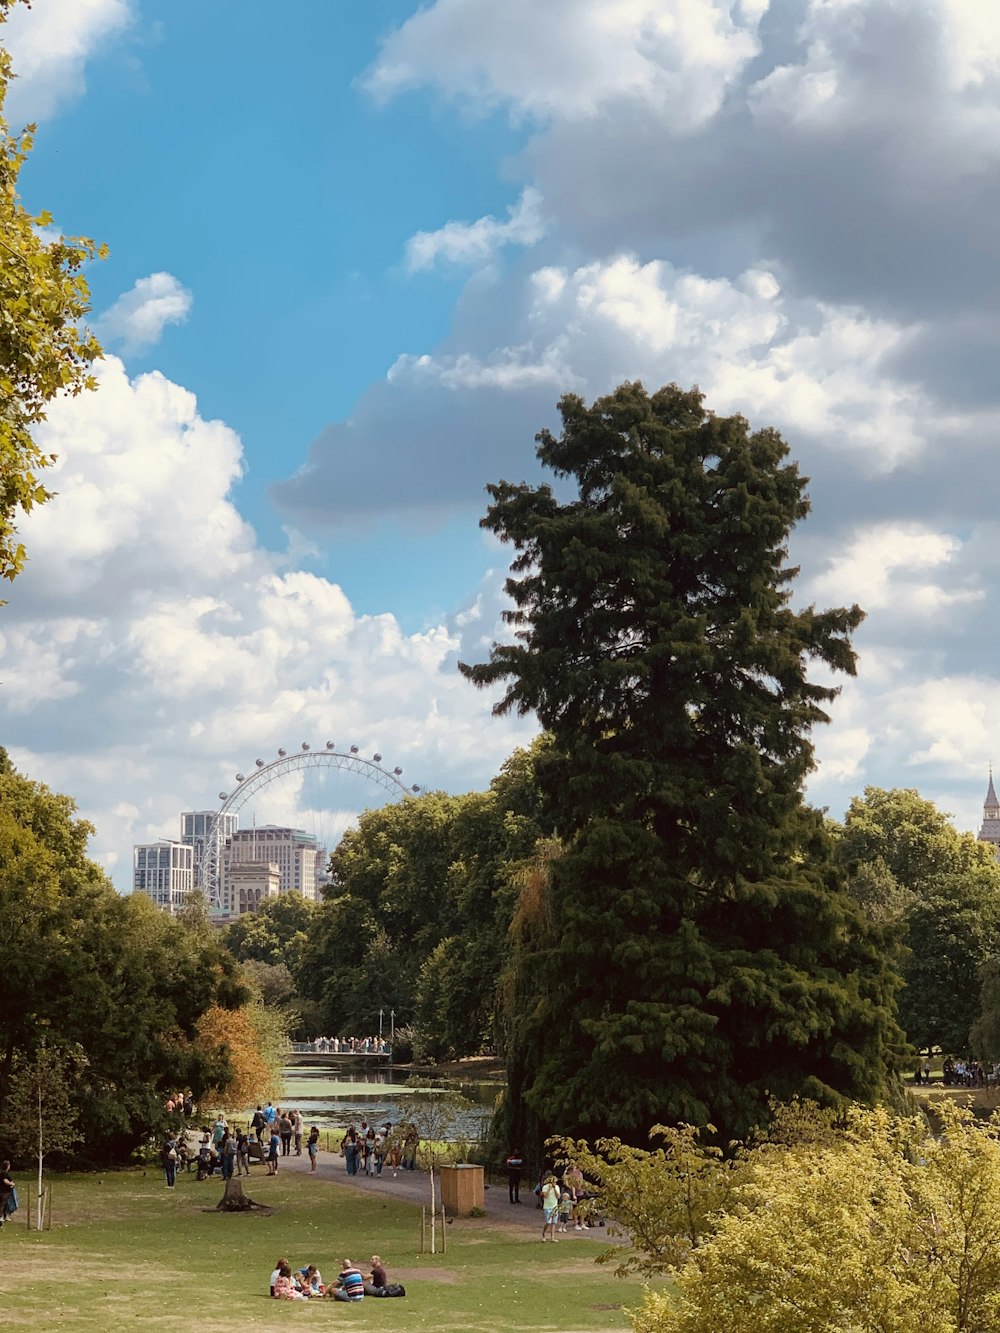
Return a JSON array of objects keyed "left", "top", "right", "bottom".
[
  {"left": 310, "top": 1035, "right": 391, "bottom": 1054},
  {"left": 913, "top": 1058, "right": 998, "bottom": 1088}
]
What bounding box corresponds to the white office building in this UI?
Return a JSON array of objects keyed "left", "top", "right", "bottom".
[
  {"left": 133, "top": 841, "right": 194, "bottom": 914},
  {"left": 222, "top": 826, "right": 324, "bottom": 907},
  {"left": 181, "top": 809, "right": 239, "bottom": 889}
]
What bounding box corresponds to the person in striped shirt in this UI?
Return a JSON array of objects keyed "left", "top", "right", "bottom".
[{"left": 330, "top": 1259, "right": 365, "bottom": 1301}]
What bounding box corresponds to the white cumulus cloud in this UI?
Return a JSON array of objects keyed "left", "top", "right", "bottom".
[
  {"left": 97, "top": 273, "right": 193, "bottom": 352},
  {"left": 366, "top": 0, "right": 763, "bottom": 128},
  {"left": 405, "top": 187, "right": 546, "bottom": 272},
  {"left": 0, "top": 358, "right": 534, "bottom": 889},
  {"left": 1, "top": 0, "right": 133, "bottom": 121}
]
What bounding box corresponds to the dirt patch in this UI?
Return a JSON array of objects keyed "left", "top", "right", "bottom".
[{"left": 391, "top": 1264, "right": 462, "bottom": 1285}]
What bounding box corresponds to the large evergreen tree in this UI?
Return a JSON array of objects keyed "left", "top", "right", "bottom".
[{"left": 462, "top": 381, "right": 903, "bottom": 1148}]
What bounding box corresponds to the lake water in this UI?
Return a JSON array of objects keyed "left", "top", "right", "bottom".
[{"left": 280, "top": 1063, "right": 499, "bottom": 1141}]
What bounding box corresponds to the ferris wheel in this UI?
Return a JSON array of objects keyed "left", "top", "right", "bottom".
[{"left": 200, "top": 741, "right": 421, "bottom": 912}]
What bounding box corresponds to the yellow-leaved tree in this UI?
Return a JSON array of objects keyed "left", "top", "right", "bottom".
[
  {"left": 631, "top": 1102, "right": 1000, "bottom": 1333},
  {"left": 0, "top": 0, "right": 105, "bottom": 589}
]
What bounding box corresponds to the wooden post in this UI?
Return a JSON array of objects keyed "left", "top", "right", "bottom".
[
  {"left": 45, "top": 1182, "right": 52, "bottom": 1230},
  {"left": 26, "top": 1190, "right": 31, "bottom": 1230},
  {"left": 441, "top": 1204, "right": 447, "bottom": 1253},
  {"left": 420, "top": 1205, "right": 426, "bottom": 1253}
]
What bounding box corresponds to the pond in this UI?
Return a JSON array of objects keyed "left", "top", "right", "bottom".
[{"left": 279, "top": 1063, "right": 500, "bottom": 1142}]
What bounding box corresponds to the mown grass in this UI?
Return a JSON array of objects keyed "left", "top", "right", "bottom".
[{"left": 0, "top": 1167, "right": 639, "bottom": 1332}]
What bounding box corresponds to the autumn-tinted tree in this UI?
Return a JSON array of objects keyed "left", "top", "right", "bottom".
[
  {"left": 0, "top": 1, "right": 105, "bottom": 586},
  {"left": 462, "top": 381, "right": 903, "bottom": 1148}
]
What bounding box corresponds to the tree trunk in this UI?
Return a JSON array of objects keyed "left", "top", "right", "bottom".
[
  {"left": 36, "top": 1083, "right": 44, "bottom": 1232},
  {"left": 216, "top": 1175, "right": 265, "bottom": 1212}
]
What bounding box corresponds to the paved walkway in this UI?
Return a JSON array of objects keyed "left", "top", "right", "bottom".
[{"left": 202, "top": 1139, "right": 609, "bottom": 1244}]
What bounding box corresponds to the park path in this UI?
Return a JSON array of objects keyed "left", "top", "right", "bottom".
[{"left": 218, "top": 1139, "right": 610, "bottom": 1244}]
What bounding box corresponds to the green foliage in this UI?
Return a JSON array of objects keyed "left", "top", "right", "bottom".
[
  {"left": 632, "top": 1102, "right": 1000, "bottom": 1333},
  {"left": 837, "top": 787, "right": 965, "bottom": 890},
  {"left": 0, "top": 753, "right": 247, "bottom": 1163},
  {"left": 239, "top": 958, "right": 296, "bottom": 1007},
  {"left": 550, "top": 1125, "right": 744, "bottom": 1279},
  {"left": 834, "top": 787, "right": 1000, "bottom": 1053},
  {"left": 294, "top": 742, "right": 552, "bottom": 1050},
  {"left": 221, "top": 891, "right": 315, "bottom": 970},
  {"left": 0, "top": 2, "right": 105, "bottom": 586},
  {"left": 4, "top": 1038, "right": 85, "bottom": 1160},
  {"left": 462, "top": 381, "right": 903, "bottom": 1147}
]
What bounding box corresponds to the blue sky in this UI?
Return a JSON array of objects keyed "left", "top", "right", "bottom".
[
  {"left": 3, "top": 0, "right": 1000, "bottom": 889},
  {"left": 17, "top": 0, "right": 530, "bottom": 616}
]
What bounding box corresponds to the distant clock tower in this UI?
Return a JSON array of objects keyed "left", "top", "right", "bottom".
[{"left": 978, "top": 769, "right": 1000, "bottom": 859}]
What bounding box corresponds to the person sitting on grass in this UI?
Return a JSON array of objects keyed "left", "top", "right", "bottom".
[
  {"left": 273, "top": 1262, "right": 308, "bottom": 1300},
  {"left": 270, "top": 1257, "right": 290, "bottom": 1297},
  {"left": 329, "top": 1258, "right": 365, "bottom": 1301},
  {"left": 364, "top": 1254, "right": 388, "bottom": 1295},
  {"left": 299, "top": 1264, "right": 325, "bottom": 1296}
]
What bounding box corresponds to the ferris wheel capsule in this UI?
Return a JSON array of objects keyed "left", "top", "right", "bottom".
[
  {"left": 411, "top": 785, "right": 421, "bottom": 793},
  {"left": 326, "top": 741, "right": 335, "bottom": 749},
  {"left": 278, "top": 748, "right": 287, "bottom": 757},
  {"left": 393, "top": 767, "right": 403, "bottom": 776},
  {"left": 218, "top": 792, "right": 228, "bottom": 801},
  {"left": 302, "top": 742, "right": 310, "bottom": 750},
  {"left": 350, "top": 745, "right": 359, "bottom": 754},
  {"left": 373, "top": 753, "right": 382, "bottom": 763},
  {"left": 235, "top": 773, "right": 245, "bottom": 783},
  {"left": 256, "top": 759, "right": 265, "bottom": 767}
]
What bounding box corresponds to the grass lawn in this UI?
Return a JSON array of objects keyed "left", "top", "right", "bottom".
[{"left": 0, "top": 1167, "right": 643, "bottom": 1332}]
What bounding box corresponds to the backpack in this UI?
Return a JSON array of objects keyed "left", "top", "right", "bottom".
[{"left": 378, "top": 1283, "right": 405, "bottom": 1298}]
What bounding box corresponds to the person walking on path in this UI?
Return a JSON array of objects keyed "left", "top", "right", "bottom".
[
  {"left": 267, "top": 1129, "right": 280, "bottom": 1176},
  {"left": 505, "top": 1149, "right": 524, "bottom": 1204},
  {"left": 293, "top": 1109, "right": 304, "bottom": 1156},
  {"left": 307, "top": 1125, "right": 320, "bottom": 1172},
  {"left": 279, "top": 1111, "right": 293, "bottom": 1157}
]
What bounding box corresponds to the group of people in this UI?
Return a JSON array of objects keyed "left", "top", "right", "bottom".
[
  {"left": 311, "top": 1035, "right": 391, "bottom": 1055},
  {"left": 504, "top": 1150, "right": 600, "bottom": 1240},
  {"left": 912, "top": 1058, "right": 997, "bottom": 1087},
  {"left": 160, "top": 1105, "right": 325, "bottom": 1187},
  {"left": 340, "top": 1121, "right": 419, "bottom": 1177},
  {"left": 270, "top": 1254, "right": 403, "bottom": 1301},
  {"left": 163, "top": 1090, "right": 195, "bottom": 1119}
]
